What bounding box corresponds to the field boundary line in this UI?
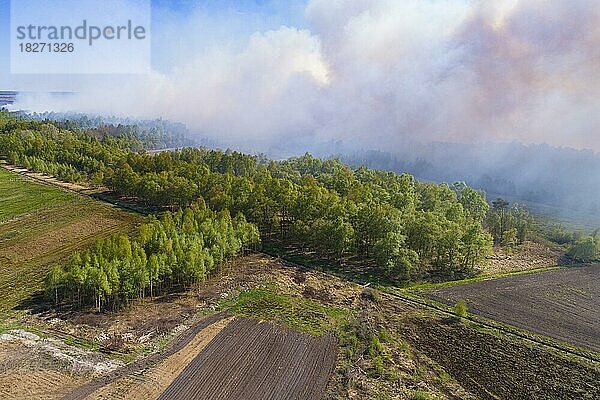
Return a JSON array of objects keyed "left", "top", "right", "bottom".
[
  {"left": 260, "top": 250, "right": 600, "bottom": 365},
  {"left": 61, "top": 311, "right": 230, "bottom": 400},
  {"left": 379, "top": 288, "right": 600, "bottom": 365},
  {"left": 0, "top": 163, "right": 147, "bottom": 215}
]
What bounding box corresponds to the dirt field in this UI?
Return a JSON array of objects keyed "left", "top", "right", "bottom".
[
  {"left": 397, "top": 311, "right": 600, "bottom": 400},
  {"left": 427, "top": 265, "right": 600, "bottom": 352},
  {"left": 1, "top": 253, "right": 598, "bottom": 399},
  {"left": 81, "top": 316, "right": 234, "bottom": 400},
  {"left": 0, "top": 334, "right": 118, "bottom": 400},
  {"left": 484, "top": 239, "right": 564, "bottom": 275},
  {"left": 61, "top": 313, "right": 337, "bottom": 400},
  {"left": 159, "top": 318, "right": 337, "bottom": 400}
]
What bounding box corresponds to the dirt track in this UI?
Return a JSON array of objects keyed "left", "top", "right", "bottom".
[
  {"left": 427, "top": 265, "right": 600, "bottom": 352},
  {"left": 62, "top": 312, "right": 229, "bottom": 400},
  {"left": 159, "top": 318, "right": 337, "bottom": 400}
]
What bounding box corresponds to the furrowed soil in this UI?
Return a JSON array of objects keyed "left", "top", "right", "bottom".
[
  {"left": 395, "top": 310, "right": 600, "bottom": 400},
  {"left": 427, "top": 265, "right": 600, "bottom": 352},
  {"left": 60, "top": 312, "right": 231, "bottom": 400},
  {"left": 3, "top": 249, "right": 599, "bottom": 400},
  {"left": 67, "top": 315, "right": 234, "bottom": 400},
  {"left": 159, "top": 317, "right": 337, "bottom": 400}
]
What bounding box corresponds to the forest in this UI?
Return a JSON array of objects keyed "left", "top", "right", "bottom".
[{"left": 0, "top": 110, "right": 596, "bottom": 308}]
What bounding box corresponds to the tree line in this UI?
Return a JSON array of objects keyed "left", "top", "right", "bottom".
[
  {"left": 45, "top": 205, "right": 259, "bottom": 310},
  {"left": 1, "top": 111, "right": 493, "bottom": 283}
]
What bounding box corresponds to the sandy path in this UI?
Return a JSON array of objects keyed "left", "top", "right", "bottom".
[{"left": 87, "top": 316, "right": 234, "bottom": 400}]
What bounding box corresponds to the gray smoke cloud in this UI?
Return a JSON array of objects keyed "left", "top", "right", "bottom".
[{"left": 12, "top": 0, "right": 600, "bottom": 152}]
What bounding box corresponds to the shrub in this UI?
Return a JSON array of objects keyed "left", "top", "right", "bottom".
[
  {"left": 412, "top": 390, "right": 437, "bottom": 400},
  {"left": 453, "top": 300, "right": 468, "bottom": 321},
  {"left": 567, "top": 236, "right": 599, "bottom": 262}
]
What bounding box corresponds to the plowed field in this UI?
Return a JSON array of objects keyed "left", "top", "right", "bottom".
[
  {"left": 427, "top": 265, "right": 600, "bottom": 352},
  {"left": 159, "top": 318, "right": 337, "bottom": 400}
]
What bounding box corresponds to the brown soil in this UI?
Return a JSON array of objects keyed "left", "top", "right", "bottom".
[
  {"left": 397, "top": 312, "right": 600, "bottom": 400},
  {"left": 428, "top": 265, "right": 600, "bottom": 352},
  {"left": 87, "top": 316, "right": 234, "bottom": 399},
  {"left": 61, "top": 312, "right": 230, "bottom": 400},
  {"left": 159, "top": 318, "right": 338, "bottom": 400},
  {"left": 199, "top": 254, "right": 362, "bottom": 310},
  {"left": 33, "top": 253, "right": 360, "bottom": 354},
  {"left": 0, "top": 370, "right": 84, "bottom": 400},
  {"left": 42, "top": 292, "right": 204, "bottom": 353},
  {"left": 484, "top": 239, "right": 564, "bottom": 275},
  {"left": 0, "top": 342, "right": 88, "bottom": 400},
  {"left": 13, "top": 253, "right": 600, "bottom": 400}
]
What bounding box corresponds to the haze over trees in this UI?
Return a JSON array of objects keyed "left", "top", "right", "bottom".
[
  {"left": 486, "top": 198, "right": 532, "bottom": 246},
  {"left": 343, "top": 145, "right": 600, "bottom": 228},
  {"left": 567, "top": 234, "right": 600, "bottom": 263},
  {"left": 0, "top": 111, "right": 497, "bottom": 301}
]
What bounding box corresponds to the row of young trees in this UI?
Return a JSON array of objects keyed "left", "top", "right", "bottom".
[
  {"left": 45, "top": 205, "right": 259, "bottom": 310},
  {"left": 1, "top": 111, "right": 494, "bottom": 281}
]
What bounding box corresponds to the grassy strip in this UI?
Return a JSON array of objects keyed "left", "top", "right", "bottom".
[
  {"left": 404, "top": 266, "right": 560, "bottom": 291},
  {"left": 220, "top": 284, "right": 352, "bottom": 336},
  {"left": 379, "top": 286, "right": 600, "bottom": 363},
  {"left": 0, "top": 168, "right": 75, "bottom": 222}
]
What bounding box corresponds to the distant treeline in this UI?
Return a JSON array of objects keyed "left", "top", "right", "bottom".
[
  {"left": 343, "top": 145, "right": 600, "bottom": 220},
  {"left": 15, "top": 111, "right": 194, "bottom": 150}
]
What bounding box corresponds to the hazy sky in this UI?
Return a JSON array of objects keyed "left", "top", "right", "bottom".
[{"left": 1, "top": 0, "right": 599, "bottom": 151}]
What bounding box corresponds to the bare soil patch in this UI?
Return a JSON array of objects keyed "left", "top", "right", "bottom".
[
  {"left": 0, "top": 370, "right": 84, "bottom": 400},
  {"left": 0, "top": 336, "right": 111, "bottom": 400},
  {"left": 427, "top": 265, "right": 600, "bottom": 352},
  {"left": 159, "top": 317, "right": 337, "bottom": 400},
  {"left": 484, "top": 239, "right": 564, "bottom": 275},
  {"left": 87, "top": 316, "right": 233, "bottom": 400},
  {"left": 61, "top": 312, "right": 229, "bottom": 400},
  {"left": 397, "top": 312, "right": 600, "bottom": 400}
]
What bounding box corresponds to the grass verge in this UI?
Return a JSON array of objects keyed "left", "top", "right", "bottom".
[{"left": 220, "top": 284, "right": 352, "bottom": 336}]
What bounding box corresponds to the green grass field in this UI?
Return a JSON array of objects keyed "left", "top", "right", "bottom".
[
  {"left": 0, "top": 169, "right": 141, "bottom": 314},
  {"left": 0, "top": 168, "right": 75, "bottom": 222}
]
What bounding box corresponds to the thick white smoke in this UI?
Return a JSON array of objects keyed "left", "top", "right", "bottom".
[{"left": 13, "top": 0, "right": 600, "bottom": 151}]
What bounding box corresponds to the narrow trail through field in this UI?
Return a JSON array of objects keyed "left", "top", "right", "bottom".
[
  {"left": 61, "top": 312, "right": 230, "bottom": 400},
  {"left": 87, "top": 316, "right": 234, "bottom": 400}
]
